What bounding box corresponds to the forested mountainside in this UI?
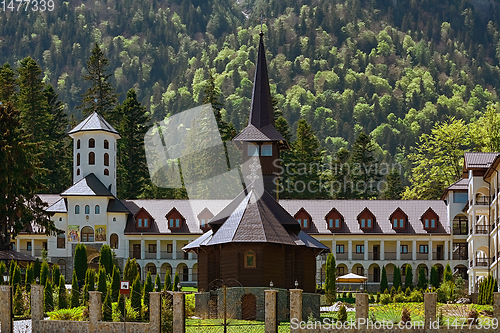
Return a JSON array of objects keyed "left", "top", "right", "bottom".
[{"left": 2, "top": 0, "right": 500, "bottom": 199}]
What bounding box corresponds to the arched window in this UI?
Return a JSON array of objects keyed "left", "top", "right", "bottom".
[
  {"left": 57, "top": 233, "right": 65, "bottom": 249},
  {"left": 89, "top": 152, "right": 95, "bottom": 165},
  {"left": 104, "top": 140, "right": 109, "bottom": 149},
  {"left": 81, "top": 226, "right": 94, "bottom": 242},
  {"left": 104, "top": 153, "right": 109, "bottom": 166},
  {"left": 89, "top": 138, "right": 95, "bottom": 148},
  {"left": 244, "top": 250, "right": 256, "bottom": 268},
  {"left": 104, "top": 168, "right": 109, "bottom": 176},
  {"left": 77, "top": 168, "right": 80, "bottom": 176},
  {"left": 77, "top": 153, "right": 80, "bottom": 166},
  {"left": 85, "top": 205, "right": 90, "bottom": 214},
  {"left": 58, "top": 259, "right": 66, "bottom": 279},
  {"left": 110, "top": 233, "right": 118, "bottom": 249},
  {"left": 75, "top": 205, "right": 80, "bottom": 214},
  {"left": 77, "top": 140, "right": 80, "bottom": 149},
  {"left": 95, "top": 205, "right": 100, "bottom": 214}
]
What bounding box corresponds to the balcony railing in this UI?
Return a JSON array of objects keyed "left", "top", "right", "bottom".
[
  {"left": 384, "top": 252, "right": 396, "bottom": 260},
  {"left": 400, "top": 253, "right": 412, "bottom": 260},
  {"left": 176, "top": 251, "right": 189, "bottom": 260},
  {"left": 470, "top": 258, "right": 490, "bottom": 267},
  {"left": 453, "top": 253, "right": 468, "bottom": 260},
  {"left": 474, "top": 225, "right": 493, "bottom": 234},
  {"left": 416, "top": 253, "right": 428, "bottom": 260},
  {"left": 145, "top": 252, "right": 157, "bottom": 259},
  {"left": 336, "top": 253, "right": 348, "bottom": 260},
  {"left": 352, "top": 253, "right": 364, "bottom": 260},
  {"left": 368, "top": 252, "right": 380, "bottom": 260},
  {"left": 129, "top": 250, "right": 141, "bottom": 259},
  {"left": 476, "top": 195, "right": 490, "bottom": 205},
  {"left": 433, "top": 253, "right": 444, "bottom": 260},
  {"left": 368, "top": 274, "right": 380, "bottom": 283},
  {"left": 160, "top": 251, "right": 173, "bottom": 259}
]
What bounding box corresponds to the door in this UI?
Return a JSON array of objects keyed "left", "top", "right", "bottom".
[
  {"left": 133, "top": 244, "right": 141, "bottom": 259},
  {"left": 241, "top": 294, "right": 257, "bottom": 320},
  {"left": 373, "top": 245, "right": 380, "bottom": 260},
  {"left": 373, "top": 267, "right": 380, "bottom": 282},
  {"left": 437, "top": 246, "right": 443, "bottom": 260}
]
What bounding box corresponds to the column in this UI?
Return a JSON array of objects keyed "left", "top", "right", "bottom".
[
  {"left": 173, "top": 292, "right": 185, "bottom": 333},
  {"left": 89, "top": 291, "right": 102, "bottom": 332},
  {"left": 16, "top": 238, "right": 20, "bottom": 252},
  {"left": 364, "top": 240, "right": 368, "bottom": 261},
  {"left": 141, "top": 239, "right": 145, "bottom": 260},
  {"left": 412, "top": 240, "right": 417, "bottom": 261},
  {"left": 444, "top": 240, "right": 449, "bottom": 260},
  {"left": 149, "top": 292, "right": 161, "bottom": 333},
  {"left": 424, "top": 292, "right": 437, "bottom": 329},
  {"left": 173, "top": 240, "right": 177, "bottom": 260},
  {"left": 125, "top": 239, "right": 129, "bottom": 259},
  {"left": 380, "top": 240, "right": 385, "bottom": 260},
  {"left": 332, "top": 240, "right": 336, "bottom": 255},
  {"left": 348, "top": 240, "right": 352, "bottom": 261},
  {"left": 396, "top": 240, "right": 401, "bottom": 261},
  {"left": 31, "top": 284, "right": 43, "bottom": 333},
  {"left": 265, "top": 289, "right": 278, "bottom": 333},
  {"left": 355, "top": 293, "right": 369, "bottom": 329},
  {"left": 290, "top": 289, "right": 303, "bottom": 333},
  {"left": 0, "top": 285, "right": 13, "bottom": 333},
  {"left": 428, "top": 239, "right": 433, "bottom": 261},
  {"left": 157, "top": 240, "right": 161, "bottom": 260},
  {"left": 31, "top": 238, "right": 35, "bottom": 257}
]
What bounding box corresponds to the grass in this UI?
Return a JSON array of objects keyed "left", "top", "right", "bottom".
[
  {"left": 186, "top": 318, "right": 290, "bottom": 333},
  {"left": 181, "top": 287, "right": 198, "bottom": 292}
]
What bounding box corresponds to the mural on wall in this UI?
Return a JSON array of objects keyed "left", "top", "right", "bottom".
[
  {"left": 68, "top": 225, "right": 79, "bottom": 242},
  {"left": 95, "top": 225, "right": 106, "bottom": 241}
]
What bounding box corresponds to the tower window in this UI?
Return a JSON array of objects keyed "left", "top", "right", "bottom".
[
  {"left": 85, "top": 205, "right": 90, "bottom": 214},
  {"left": 104, "top": 140, "right": 109, "bottom": 149},
  {"left": 77, "top": 168, "right": 80, "bottom": 176},
  {"left": 77, "top": 153, "right": 80, "bottom": 166},
  {"left": 104, "top": 168, "right": 109, "bottom": 176},
  {"left": 75, "top": 205, "right": 80, "bottom": 214},
  {"left": 104, "top": 153, "right": 109, "bottom": 166},
  {"left": 261, "top": 144, "right": 272, "bottom": 156},
  {"left": 89, "top": 138, "right": 95, "bottom": 148},
  {"left": 77, "top": 139, "right": 80, "bottom": 149},
  {"left": 89, "top": 152, "right": 95, "bottom": 165},
  {"left": 57, "top": 233, "right": 65, "bottom": 249},
  {"left": 244, "top": 250, "right": 256, "bottom": 268},
  {"left": 247, "top": 144, "right": 259, "bottom": 156},
  {"left": 95, "top": 205, "right": 100, "bottom": 214}
]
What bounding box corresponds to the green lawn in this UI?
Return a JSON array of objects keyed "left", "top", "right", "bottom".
[
  {"left": 181, "top": 287, "right": 198, "bottom": 292},
  {"left": 185, "top": 318, "right": 289, "bottom": 333}
]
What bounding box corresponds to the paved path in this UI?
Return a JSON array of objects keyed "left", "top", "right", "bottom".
[
  {"left": 320, "top": 302, "right": 356, "bottom": 312},
  {"left": 0, "top": 319, "right": 32, "bottom": 333}
]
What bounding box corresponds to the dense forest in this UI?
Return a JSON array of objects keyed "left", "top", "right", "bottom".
[{"left": 2, "top": 0, "right": 500, "bottom": 199}]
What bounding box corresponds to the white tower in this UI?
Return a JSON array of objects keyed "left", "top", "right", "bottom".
[{"left": 68, "top": 112, "right": 121, "bottom": 196}]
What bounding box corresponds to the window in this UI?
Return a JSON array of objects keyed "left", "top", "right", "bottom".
[
  {"left": 453, "top": 215, "right": 468, "bottom": 235},
  {"left": 245, "top": 250, "right": 256, "bottom": 268},
  {"left": 303, "top": 219, "right": 308, "bottom": 228},
  {"left": 89, "top": 138, "right": 95, "bottom": 148},
  {"left": 77, "top": 168, "right": 80, "bottom": 176},
  {"left": 77, "top": 153, "right": 80, "bottom": 166},
  {"left": 104, "top": 153, "right": 109, "bottom": 166},
  {"left": 201, "top": 219, "right": 206, "bottom": 228},
  {"left": 431, "top": 219, "right": 435, "bottom": 228},
  {"left": 335, "top": 219, "right": 340, "bottom": 228},
  {"left": 57, "top": 233, "right": 65, "bottom": 249},
  {"left": 144, "top": 219, "right": 148, "bottom": 227},
  {"left": 425, "top": 219, "right": 429, "bottom": 228},
  {"left": 399, "top": 219, "right": 404, "bottom": 228},
  {"left": 326, "top": 208, "right": 344, "bottom": 230},
  {"left": 77, "top": 140, "right": 80, "bottom": 149},
  {"left": 110, "top": 234, "right": 118, "bottom": 249},
  {"left": 176, "top": 219, "right": 180, "bottom": 228},
  {"left": 166, "top": 208, "right": 184, "bottom": 229},
  {"left": 367, "top": 219, "right": 372, "bottom": 228},
  {"left": 453, "top": 192, "right": 468, "bottom": 203},
  {"left": 336, "top": 245, "right": 344, "bottom": 253},
  {"left": 356, "top": 245, "right": 364, "bottom": 253},
  {"left": 147, "top": 265, "right": 157, "bottom": 274},
  {"left": 104, "top": 140, "right": 109, "bottom": 149},
  {"left": 95, "top": 205, "right": 100, "bottom": 214},
  {"left": 400, "top": 245, "right": 408, "bottom": 253},
  {"left": 167, "top": 244, "right": 173, "bottom": 253},
  {"left": 138, "top": 219, "right": 142, "bottom": 227},
  {"left": 247, "top": 144, "right": 259, "bottom": 156},
  {"left": 75, "top": 205, "right": 80, "bottom": 214},
  {"left": 81, "top": 226, "right": 94, "bottom": 242},
  {"left": 361, "top": 219, "right": 365, "bottom": 228},
  {"left": 104, "top": 168, "right": 109, "bottom": 176},
  {"left": 169, "top": 219, "right": 174, "bottom": 228},
  {"left": 393, "top": 219, "right": 398, "bottom": 228},
  {"left": 149, "top": 244, "right": 157, "bottom": 253},
  {"left": 357, "top": 267, "right": 364, "bottom": 276},
  {"left": 337, "top": 266, "right": 345, "bottom": 276},
  {"left": 261, "top": 144, "right": 272, "bottom": 156},
  {"left": 27, "top": 241, "right": 32, "bottom": 251},
  {"left": 358, "top": 208, "right": 376, "bottom": 229},
  {"left": 89, "top": 152, "right": 95, "bottom": 165},
  {"left": 85, "top": 205, "right": 90, "bottom": 214},
  {"left": 58, "top": 259, "right": 66, "bottom": 279},
  {"left": 59, "top": 217, "right": 62, "bottom": 221},
  {"left": 419, "top": 245, "right": 429, "bottom": 254},
  {"left": 421, "top": 208, "right": 439, "bottom": 230}
]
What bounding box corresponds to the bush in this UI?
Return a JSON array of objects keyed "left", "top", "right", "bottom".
[
  {"left": 390, "top": 286, "right": 396, "bottom": 296},
  {"left": 111, "top": 266, "right": 120, "bottom": 302},
  {"left": 408, "top": 289, "right": 423, "bottom": 302},
  {"left": 186, "top": 293, "right": 195, "bottom": 316},
  {"left": 52, "top": 264, "right": 60, "bottom": 289},
  {"left": 438, "top": 280, "right": 456, "bottom": 303},
  {"left": 376, "top": 292, "right": 381, "bottom": 303},
  {"left": 47, "top": 306, "right": 86, "bottom": 321},
  {"left": 405, "top": 287, "right": 411, "bottom": 297},
  {"left": 40, "top": 261, "right": 50, "bottom": 287},
  {"left": 347, "top": 292, "right": 352, "bottom": 299},
  {"left": 369, "top": 294, "right": 375, "bottom": 303},
  {"left": 393, "top": 293, "right": 406, "bottom": 303},
  {"left": 436, "top": 288, "right": 447, "bottom": 303},
  {"left": 74, "top": 244, "right": 88, "bottom": 285},
  {"left": 102, "top": 287, "right": 112, "bottom": 322},
  {"left": 337, "top": 304, "right": 348, "bottom": 323},
  {"left": 58, "top": 275, "right": 68, "bottom": 310},
  {"left": 44, "top": 281, "right": 54, "bottom": 312},
  {"left": 380, "top": 294, "right": 392, "bottom": 305},
  {"left": 130, "top": 276, "right": 142, "bottom": 320},
  {"left": 71, "top": 270, "right": 80, "bottom": 308},
  {"left": 13, "top": 287, "right": 26, "bottom": 316}
]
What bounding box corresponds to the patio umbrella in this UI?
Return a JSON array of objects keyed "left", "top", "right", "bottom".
[{"left": 336, "top": 273, "right": 368, "bottom": 283}]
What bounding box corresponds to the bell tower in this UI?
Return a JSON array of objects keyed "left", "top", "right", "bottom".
[
  {"left": 68, "top": 112, "right": 120, "bottom": 196},
  {"left": 233, "top": 33, "right": 289, "bottom": 199}
]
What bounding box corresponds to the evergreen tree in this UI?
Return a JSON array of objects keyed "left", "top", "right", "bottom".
[
  {"left": 13, "top": 264, "right": 21, "bottom": 294},
  {"left": 40, "top": 261, "right": 50, "bottom": 287},
  {"left": 430, "top": 266, "right": 439, "bottom": 289},
  {"left": 143, "top": 271, "right": 154, "bottom": 319},
  {"left": 34, "top": 258, "right": 41, "bottom": 282},
  {"left": 164, "top": 271, "right": 172, "bottom": 292},
  {"left": 116, "top": 89, "right": 151, "bottom": 199},
  {"left": 380, "top": 266, "right": 388, "bottom": 292},
  {"left": 74, "top": 244, "right": 88, "bottom": 286},
  {"left": 79, "top": 43, "right": 118, "bottom": 120},
  {"left": 0, "top": 261, "right": 5, "bottom": 285},
  {"left": 98, "top": 267, "right": 107, "bottom": 302},
  {"left": 173, "top": 272, "right": 181, "bottom": 291},
  {"left": 58, "top": 275, "right": 67, "bottom": 310},
  {"left": 444, "top": 263, "right": 453, "bottom": 283},
  {"left": 154, "top": 273, "right": 162, "bottom": 292},
  {"left": 349, "top": 132, "right": 381, "bottom": 199},
  {"left": 44, "top": 280, "right": 53, "bottom": 312},
  {"left": 99, "top": 244, "right": 113, "bottom": 276},
  {"left": 52, "top": 264, "right": 60, "bottom": 289},
  {"left": 124, "top": 258, "right": 138, "bottom": 283},
  {"left": 117, "top": 294, "right": 125, "bottom": 320},
  {"left": 0, "top": 63, "right": 16, "bottom": 102},
  {"left": 417, "top": 267, "right": 428, "bottom": 290},
  {"left": 381, "top": 169, "right": 403, "bottom": 199},
  {"left": 102, "top": 286, "right": 113, "bottom": 321},
  {"left": 393, "top": 266, "right": 402, "bottom": 290},
  {"left": 83, "top": 268, "right": 95, "bottom": 303},
  {"left": 111, "top": 266, "right": 121, "bottom": 302},
  {"left": 324, "top": 253, "right": 336, "bottom": 303},
  {"left": 130, "top": 275, "right": 142, "bottom": 320},
  {"left": 404, "top": 264, "right": 413, "bottom": 290},
  {"left": 25, "top": 263, "right": 33, "bottom": 292},
  {"left": 275, "top": 116, "right": 292, "bottom": 142},
  {"left": 71, "top": 271, "right": 80, "bottom": 308}
]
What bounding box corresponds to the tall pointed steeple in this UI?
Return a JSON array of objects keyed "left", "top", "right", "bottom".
[{"left": 233, "top": 33, "right": 289, "bottom": 200}]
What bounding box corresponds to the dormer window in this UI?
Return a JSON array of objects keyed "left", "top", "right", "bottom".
[
  {"left": 294, "top": 208, "right": 312, "bottom": 229},
  {"left": 389, "top": 208, "right": 408, "bottom": 230},
  {"left": 357, "top": 208, "right": 375, "bottom": 230},
  {"left": 135, "top": 207, "right": 154, "bottom": 230},
  {"left": 166, "top": 207, "right": 185, "bottom": 230},
  {"left": 325, "top": 208, "right": 344, "bottom": 230},
  {"left": 198, "top": 207, "right": 214, "bottom": 232},
  {"left": 421, "top": 208, "right": 439, "bottom": 231}
]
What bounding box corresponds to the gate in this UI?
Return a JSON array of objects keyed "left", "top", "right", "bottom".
[{"left": 160, "top": 291, "right": 174, "bottom": 333}]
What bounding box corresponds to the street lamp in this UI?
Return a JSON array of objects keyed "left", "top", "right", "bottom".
[
  {"left": 177, "top": 283, "right": 181, "bottom": 291},
  {"left": 428, "top": 284, "right": 432, "bottom": 292},
  {"left": 269, "top": 281, "right": 273, "bottom": 289},
  {"left": 2, "top": 271, "right": 9, "bottom": 284},
  {"left": 295, "top": 280, "right": 299, "bottom": 288},
  {"left": 36, "top": 277, "right": 39, "bottom": 284}
]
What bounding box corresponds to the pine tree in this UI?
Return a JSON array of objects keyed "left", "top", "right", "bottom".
[
  {"left": 164, "top": 271, "right": 172, "bottom": 292},
  {"left": 130, "top": 275, "right": 142, "bottom": 320},
  {"left": 393, "top": 266, "right": 402, "bottom": 290},
  {"left": 40, "top": 261, "right": 50, "bottom": 287},
  {"left": 325, "top": 253, "right": 336, "bottom": 303},
  {"left": 430, "top": 265, "right": 439, "bottom": 289},
  {"left": 52, "top": 264, "right": 60, "bottom": 289},
  {"left": 124, "top": 258, "right": 138, "bottom": 283},
  {"left": 83, "top": 268, "right": 95, "bottom": 303},
  {"left": 71, "top": 271, "right": 80, "bottom": 308},
  {"left": 44, "top": 280, "right": 53, "bottom": 312},
  {"left": 381, "top": 169, "right": 403, "bottom": 199},
  {"left": 173, "top": 272, "right": 180, "bottom": 291},
  {"left": 58, "top": 275, "right": 67, "bottom": 309},
  {"left": 74, "top": 244, "right": 88, "bottom": 285},
  {"left": 443, "top": 263, "right": 453, "bottom": 283},
  {"left": 111, "top": 266, "right": 120, "bottom": 302},
  {"left": 143, "top": 271, "right": 154, "bottom": 319},
  {"left": 349, "top": 132, "right": 381, "bottom": 199},
  {"left": 116, "top": 89, "right": 151, "bottom": 199},
  {"left": 117, "top": 294, "right": 125, "bottom": 320},
  {"left": 98, "top": 267, "right": 107, "bottom": 303},
  {"left": 99, "top": 244, "right": 113, "bottom": 276},
  {"left": 13, "top": 264, "right": 21, "bottom": 294},
  {"left": 404, "top": 264, "right": 413, "bottom": 290},
  {"left": 418, "top": 267, "right": 428, "bottom": 290},
  {"left": 25, "top": 263, "right": 33, "bottom": 292},
  {"left": 0, "top": 63, "right": 16, "bottom": 102},
  {"left": 155, "top": 273, "right": 162, "bottom": 292},
  {"left": 380, "top": 266, "right": 388, "bottom": 292},
  {"left": 102, "top": 286, "right": 113, "bottom": 322},
  {"left": 79, "top": 43, "right": 118, "bottom": 120}
]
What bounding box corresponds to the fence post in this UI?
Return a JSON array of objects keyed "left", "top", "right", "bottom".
[
  {"left": 355, "top": 293, "right": 368, "bottom": 328},
  {"left": 89, "top": 291, "right": 102, "bottom": 332},
  {"left": 0, "top": 285, "right": 13, "bottom": 333},
  {"left": 424, "top": 292, "right": 437, "bottom": 329},
  {"left": 149, "top": 292, "right": 161, "bottom": 333},
  {"left": 494, "top": 292, "right": 500, "bottom": 319},
  {"left": 265, "top": 289, "right": 278, "bottom": 333},
  {"left": 173, "top": 292, "right": 185, "bottom": 333},
  {"left": 290, "top": 289, "right": 302, "bottom": 333},
  {"left": 31, "top": 284, "right": 44, "bottom": 333}
]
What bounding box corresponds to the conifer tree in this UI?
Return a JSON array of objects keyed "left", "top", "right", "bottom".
[
  {"left": 143, "top": 271, "right": 154, "bottom": 319},
  {"left": 430, "top": 266, "right": 439, "bottom": 289},
  {"left": 102, "top": 286, "right": 113, "bottom": 322},
  {"left": 404, "top": 264, "right": 413, "bottom": 290},
  {"left": 155, "top": 273, "right": 162, "bottom": 292},
  {"left": 0, "top": 63, "right": 16, "bottom": 102},
  {"left": 417, "top": 267, "right": 428, "bottom": 290},
  {"left": 349, "top": 132, "right": 381, "bottom": 199},
  {"left": 40, "top": 261, "right": 50, "bottom": 287},
  {"left": 164, "top": 271, "right": 172, "bottom": 292},
  {"left": 393, "top": 266, "right": 402, "bottom": 290},
  {"left": 74, "top": 244, "right": 87, "bottom": 285},
  {"left": 83, "top": 268, "right": 95, "bottom": 303},
  {"left": 34, "top": 258, "right": 41, "bottom": 281},
  {"left": 117, "top": 294, "right": 125, "bottom": 320},
  {"left": 58, "top": 275, "right": 67, "bottom": 310},
  {"left": 124, "top": 258, "right": 138, "bottom": 283},
  {"left": 443, "top": 263, "right": 453, "bottom": 283},
  {"left": 130, "top": 275, "right": 142, "bottom": 320},
  {"left": 173, "top": 272, "right": 180, "bottom": 291},
  {"left": 325, "top": 253, "right": 336, "bottom": 303},
  {"left": 25, "top": 263, "right": 33, "bottom": 292},
  {"left": 98, "top": 267, "right": 107, "bottom": 302},
  {"left": 44, "top": 280, "right": 53, "bottom": 312},
  {"left": 52, "top": 264, "right": 60, "bottom": 288},
  {"left": 71, "top": 271, "right": 80, "bottom": 308},
  {"left": 111, "top": 266, "right": 121, "bottom": 302},
  {"left": 99, "top": 244, "right": 113, "bottom": 276},
  {"left": 380, "top": 265, "right": 388, "bottom": 292},
  {"left": 381, "top": 169, "right": 403, "bottom": 199}
]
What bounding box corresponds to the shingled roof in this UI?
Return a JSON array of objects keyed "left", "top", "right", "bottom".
[
  {"left": 463, "top": 152, "right": 499, "bottom": 170},
  {"left": 60, "top": 173, "right": 113, "bottom": 197},
  {"left": 68, "top": 112, "right": 119, "bottom": 136}
]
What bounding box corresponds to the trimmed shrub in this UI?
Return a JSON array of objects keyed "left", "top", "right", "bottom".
[
  {"left": 71, "top": 270, "right": 80, "bottom": 308},
  {"left": 99, "top": 244, "right": 113, "bottom": 276},
  {"left": 143, "top": 271, "right": 154, "bottom": 319},
  {"left": 44, "top": 280, "right": 54, "bottom": 312},
  {"left": 444, "top": 263, "right": 453, "bottom": 283},
  {"left": 102, "top": 286, "right": 112, "bottom": 321},
  {"left": 393, "top": 267, "right": 401, "bottom": 290},
  {"left": 164, "top": 271, "right": 172, "bottom": 292},
  {"left": 34, "top": 258, "right": 41, "bottom": 281},
  {"left": 404, "top": 264, "right": 413, "bottom": 290},
  {"left": 52, "top": 264, "right": 60, "bottom": 289},
  {"left": 325, "top": 253, "right": 336, "bottom": 303},
  {"left": 130, "top": 275, "right": 142, "bottom": 320},
  {"left": 337, "top": 304, "right": 347, "bottom": 323},
  {"left": 97, "top": 267, "right": 107, "bottom": 302},
  {"left": 58, "top": 275, "right": 68, "bottom": 310},
  {"left": 380, "top": 266, "right": 388, "bottom": 292},
  {"left": 111, "top": 266, "right": 120, "bottom": 302},
  {"left": 154, "top": 273, "right": 162, "bottom": 292},
  {"left": 40, "top": 261, "right": 50, "bottom": 287},
  {"left": 380, "top": 293, "right": 392, "bottom": 305},
  {"left": 430, "top": 265, "right": 439, "bottom": 289},
  {"left": 74, "top": 244, "right": 87, "bottom": 285},
  {"left": 173, "top": 272, "right": 180, "bottom": 291}
]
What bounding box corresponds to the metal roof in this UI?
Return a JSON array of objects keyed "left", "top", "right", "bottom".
[
  {"left": 68, "top": 112, "right": 119, "bottom": 135},
  {"left": 60, "top": 174, "right": 113, "bottom": 197},
  {"left": 463, "top": 152, "right": 500, "bottom": 170}
]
